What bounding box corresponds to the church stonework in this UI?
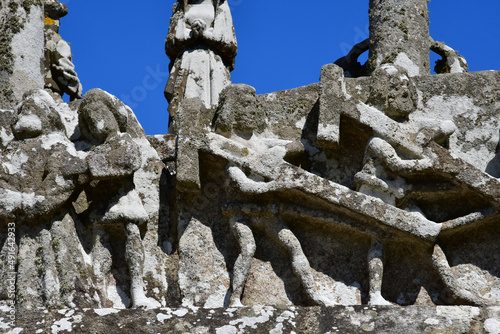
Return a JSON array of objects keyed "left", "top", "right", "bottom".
[{"left": 1, "top": 0, "right": 500, "bottom": 332}]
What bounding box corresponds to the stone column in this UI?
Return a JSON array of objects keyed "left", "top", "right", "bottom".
[
  {"left": 368, "top": 0, "right": 430, "bottom": 77},
  {"left": 0, "top": 0, "right": 44, "bottom": 109}
]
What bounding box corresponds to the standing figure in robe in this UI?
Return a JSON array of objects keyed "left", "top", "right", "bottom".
[
  {"left": 165, "top": 0, "right": 237, "bottom": 120},
  {"left": 43, "top": 0, "right": 83, "bottom": 101}
]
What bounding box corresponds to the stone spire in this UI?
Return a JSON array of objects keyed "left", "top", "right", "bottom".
[
  {"left": 367, "top": 0, "right": 431, "bottom": 77},
  {"left": 0, "top": 0, "right": 45, "bottom": 109}
]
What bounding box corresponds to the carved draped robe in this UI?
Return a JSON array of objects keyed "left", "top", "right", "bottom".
[{"left": 165, "top": 0, "right": 237, "bottom": 117}]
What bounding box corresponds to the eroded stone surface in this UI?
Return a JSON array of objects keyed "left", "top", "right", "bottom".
[
  {"left": 43, "top": 0, "right": 82, "bottom": 101},
  {"left": 0, "top": 88, "right": 168, "bottom": 310},
  {"left": 368, "top": 0, "right": 430, "bottom": 76},
  {"left": 1, "top": 306, "right": 496, "bottom": 333},
  {"left": 1, "top": 1, "right": 500, "bottom": 333},
  {"left": 0, "top": 0, "right": 44, "bottom": 109},
  {"left": 165, "top": 0, "right": 237, "bottom": 118},
  {"left": 165, "top": 66, "right": 500, "bottom": 309}
]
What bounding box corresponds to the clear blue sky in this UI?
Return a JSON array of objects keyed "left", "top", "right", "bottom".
[{"left": 60, "top": 0, "right": 500, "bottom": 135}]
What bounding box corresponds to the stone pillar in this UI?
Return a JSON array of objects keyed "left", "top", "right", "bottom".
[
  {"left": 368, "top": 0, "right": 430, "bottom": 77},
  {"left": 0, "top": 0, "right": 44, "bottom": 109}
]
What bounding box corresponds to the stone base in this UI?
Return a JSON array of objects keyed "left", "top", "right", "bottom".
[{"left": 2, "top": 306, "right": 499, "bottom": 333}]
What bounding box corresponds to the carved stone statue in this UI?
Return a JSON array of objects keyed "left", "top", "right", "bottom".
[
  {"left": 0, "top": 89, "right": 86, "bottom": 224},
  {"left": 43, "top": 0, "right": 83, "bottom": 101},
  {"left": 164, "top": 0, "right": 237, "bottom": 121},
  {"left": 77, "top": 89, "right": 161, "bottom": 309},
  {"left": 2, "top": 0, "right": 500, "bottom": 330}
]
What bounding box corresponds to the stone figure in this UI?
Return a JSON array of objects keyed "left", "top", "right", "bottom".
[
  {"left": 76, "top": 89, "right": 160, "bottom": 309},
  {"left": 0, "top": 89, "right": 89, "bottom": 308},
  {"left": 199, "top": 126, "right": 442, "bottom": 306},
  {"left": 3, "top": 1, "right": 500, "bottom": 329},
  {"left": 432, "top": 244, "right": 500, "bottom": 306},
  {"left": 165, "top": 0, "right": 237, "bottom": 119},
  {"left": 43, "top": 0, "right": 83, "bottom": 101},
  {"left": 0, "top": 89, "right": 86, "bottom": 224},
  {"left": 367, "top": 64, "right": 418, "bottom": 120}
]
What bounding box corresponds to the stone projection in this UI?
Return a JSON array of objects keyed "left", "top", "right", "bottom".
[{"left": 1, "top": 0, "right": 500, "bottom": 332}]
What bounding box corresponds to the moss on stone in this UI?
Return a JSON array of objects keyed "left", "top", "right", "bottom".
[
  {"left": 395, "top": 7, "right": 406, "bottom": 15},
  {"left": 22, "top": 0, "right": 42, "bottom": 14},
  {"left": 35, "top": 246, "right": 46, "bottom": 276},
  {"left": 0, "top": 87, "right": 15, "bottom": 104},
  {"left": 398, "top": 20, "right": 409, "bottom": 40},
  {"left": 8, "top": 0, "right": 18, "bottom": 13},
  {"left": 380, "top": 47, "right": 403, "bottom": 66},
  {"left": 0, "top": 0, "right": 30, "bottom": 77},
  {"left": 367, "top": 51, "right": 378, "bottom": 74}
]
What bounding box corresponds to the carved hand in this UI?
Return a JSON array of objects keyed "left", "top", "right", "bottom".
[{"left": 191, "top": 19, "right": 206, "bottom": 37}]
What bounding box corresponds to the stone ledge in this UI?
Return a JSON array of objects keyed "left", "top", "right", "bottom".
[{"left": 1, "top": 306, "right": 499, "bottom": 333}]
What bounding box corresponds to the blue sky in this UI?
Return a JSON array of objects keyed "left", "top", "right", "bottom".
[{"left": 60, "top": 0, "right": 500, "bottom": 135}]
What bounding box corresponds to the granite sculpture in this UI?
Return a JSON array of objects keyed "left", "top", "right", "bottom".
[
  {"left": 43, "top": 0, "right": 82, "bottom": 101},
  {"left": 166, "top": 0, "right": 500, "bottom": 309},
  {"left": 164, "top": 0, "right": 237, "bottom": 122},
  {"left": 1, "top": 0, "right": 500, "bottom": 332},
  {"left": 335, "top": 0, "right": 468, "bottom": 77}
]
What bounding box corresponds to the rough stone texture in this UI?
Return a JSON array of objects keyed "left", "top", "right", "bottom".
[
  {"left": 0, "top": 88, "right": 168, "bottom": 310},
  {"left": 165, "top": 64, "right": 500, "bottom": 310},
  {"left": 431, "top": 38, "right": 468, "bottom": 74},
  {"left": 1, "top": 0, "right": 500, "bottom": 332},
  {"left": 334, "top": 39, "right": 370, "bottom": 78},
  {"left": 43, "top": 0, "right": 83, "bottom": 101},
  {"left": 148, "top": 134, "right": 177, "bottom": 163},
  {"left": 1, "top": 306, "right": 498, "bottom": 333},
  {"left": 0, "top": 0, "right": 44, "bottom": 109},
  {"left": 164, "top": 0, "right": 237, "bottom": 118},
  {"left": 368, "top": 0, "right": 430, "bottom": 76}
]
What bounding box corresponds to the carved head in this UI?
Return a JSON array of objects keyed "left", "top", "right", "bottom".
[
  {"left": 12, "top": 90, "right": 65, "bottom": 140},
  {"left": 78, "top": 89, "right": 122, "bottom": 145},
  {"left": 368, "top": 64, "right": 418, "bottom": 121}
]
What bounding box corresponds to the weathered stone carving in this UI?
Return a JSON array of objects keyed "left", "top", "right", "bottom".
[
  {"left": 164, "top": 0, "right": 237, "bottom": 120},
  {"left": 0, "top": 89, "right": 85, "bottom": 223},
  {"left": 368, "top": 0, "right": 431, "bottom": 76},
  {"left": 1, "top": 0, "right": 500, "bottom": 331},
  {"left": 169, "top": 59, "right": 499, "bottom": 308},
  {"left": 334, "top": 39, "right": 370, "bottom": 78},
  {"left": 336, "top": 37, "right": 469, "bottom": 78},
  {"left": 76, "top": 89, "right": 162, "bottom": 308},
  {"left": 430, "top": 38, "right": 468, "bottom": 74},
  {"left": 0, "top": 86, "right": 168, "bottom": 310},
  {"left": 43, "top": 0, "right": 82, "bottom": 101}
]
